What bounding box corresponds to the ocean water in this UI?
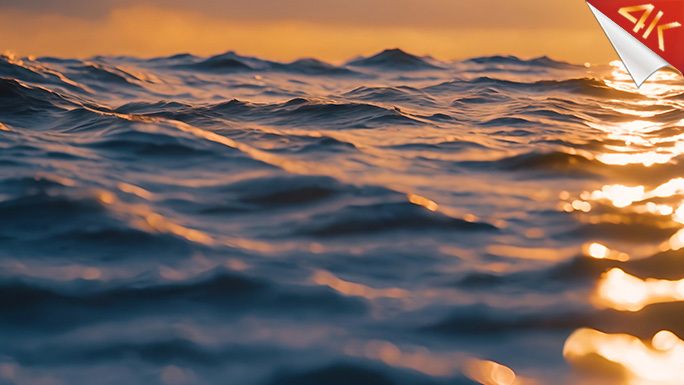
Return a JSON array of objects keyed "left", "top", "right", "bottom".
[{"left": 2, "top": 48, "right": 684, "bottom": 385}]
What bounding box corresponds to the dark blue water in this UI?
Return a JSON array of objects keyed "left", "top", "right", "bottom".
[{"left": 2, "top": 48, "right": 684, "bottom": 385}]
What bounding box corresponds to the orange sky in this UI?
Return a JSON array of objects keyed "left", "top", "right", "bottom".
[{"left": 0, "top": 1, "right": 616, "bottom": 64}]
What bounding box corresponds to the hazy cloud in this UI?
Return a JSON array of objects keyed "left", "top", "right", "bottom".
[
  {"left": 0, "top": 0, "right": 595, "bottom": 29},
  {"left": 0, "top": 0, "right": 611, "bottom": 63}
]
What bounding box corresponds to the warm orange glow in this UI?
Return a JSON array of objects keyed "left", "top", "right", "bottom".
[
  {"left": 118, "top": 182, "right": 153, "bottom": 200},
  {"left": 653, "top": 330, "right": 681, "bottom": 351},
  {"left": 569, "top": 177, "right": 684, "bottom": 236},
  {"left": 408, "top": 194, "right": 439, "bottom": 212},
  {"left": 485, "top": 245, "right": 575, "bottom": 261},
  {"left": 344, "top": 340, "right": 518, "bottom": 381},
  {"left": 564, "top": 328, "right": 684, "bottom": 383},
  {"left": 595, "top": 268, "right": 684, "bottom": 311},
  {"left": 668, "top": 228, "right": 684, "bottom": 251},
  {"left": 97, "top": 191, "right": 117, "bottom": 205},
  {"left": 606, "top": 60, "right": 684, "bottom": 96},
  {"left": 591, "top": 184, "right": 646, "bottom": 208},
  {"left": 597, "top": 151, "right": 674, "bottom": 166},
  {"left": 586, "top": 65, "right": 684, "bottom": 170},
  {"left": 0, "top": 4, "right": 614, "bottom": 63},
  {"left": 145, "top": 213, "right": 215, "bottom": 245},
  {"left": 562, "top": 73, "right": 684, "bottom": 382},
  {"left": 585, "top": 242, "right": 630, "bottom": 262},
  {"left": 463, "top": 359, "right": 517, "bottom": 385},
  {"left": 588, "top": 243, "right": 609, "bottom": 259},
  {"left": 93, "top": 182, "right": 278, "bottom": 254},
  {"left": 312, "top": 270, "right": 408, "bottom": 299}
]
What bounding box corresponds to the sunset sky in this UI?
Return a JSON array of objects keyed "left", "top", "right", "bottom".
[{"left": 1, "top": 0, "right": 615, "bottom": 64}]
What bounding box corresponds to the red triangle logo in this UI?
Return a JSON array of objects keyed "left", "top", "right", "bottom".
[{"left": 587, "top": 0, "right": 684, "bottom": 74}]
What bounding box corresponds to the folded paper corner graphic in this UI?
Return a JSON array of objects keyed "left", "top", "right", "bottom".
[{"left": 587, "top": 0, "right": 684, "bottom": 87}]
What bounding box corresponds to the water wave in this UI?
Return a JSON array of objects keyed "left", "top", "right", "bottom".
[{"left": 2, "top": 48, "right": 684, "bottom": 385}]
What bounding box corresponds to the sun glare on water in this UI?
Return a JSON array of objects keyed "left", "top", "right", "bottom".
[
  {"left": 561, "top": 59, "right": 684, "bottom": 384},
  {"left": 565, "top": 328, "right": 684, "bottom": 384}
]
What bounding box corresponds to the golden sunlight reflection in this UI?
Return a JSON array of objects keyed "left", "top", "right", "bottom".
[
  {"left": 95, "top": 187, "right": 280, "bottom": 253},
  {"left": 667, "top": 228, "right": 684, "bottom": 251},
  {"left": 344, "top": 340, "right": 518, "bottom": 383},
  {"left": 407, "top": 193, "right": 438, "bottom": 212},
  {"left": 485, "top": 245, "right": 576, "bottom": 261},
  {"left": 585, "top": 113, "right": 684, "bottom": 168},
  {"left": 563, "top": 176, "right": 684, "bottom": 260},
  {"left": 566, "top": 178, "right": 684, "bottom": 232},
  {"left": 145, "top": 213, "right": 215, "bottom": 245},
  {"left": 118, "top": 182, "right": 153, "bottom": 200},
  {"left": 312, "top": 270, "right": 408, "bottom": 300},
  {"left": 594, "top": 268, "right": 684, "bottom": 312},
  {"left": 564, "top": 328, "right": 684, "bottom": 383},
  {"left": 606, "top": 60, "right": 684, "bottom": 96},
  {"left": 673, "top": 204, "right": 684, "bottom": 224},
  {"left": 584, "top": 242, "right": 630, "bottom": 262},
  {"left": 587, "top": 242, "right": 608, "bottom": 259},
  {"left": 463, "top": 359, "right": 517, "bottom": 385},
  {"left": 560, "top": 59, "right": 684, "bottom": 382},
  {"left": 0, "top": 4, "right": 612, "bottom": 64},
  {"left": 590, "top": 184, "right": 645, "bottom": 208},
  {"left": 597, "top": 152, "right": 675, "bottom": 167}
]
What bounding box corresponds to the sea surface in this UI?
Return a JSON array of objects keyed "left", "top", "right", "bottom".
[{"left": 2, "top": 48, "right": 684, "bottom": 385}]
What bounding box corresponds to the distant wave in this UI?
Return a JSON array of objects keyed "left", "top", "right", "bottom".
[
  {"left": 346, "top": 48, "right": 444, "bottom": 71},
  {"left": 424, "top": 77, "right": 642, "bottom": 99},
  {"left": 166, "top": 51, "right": 362, "bottom": 76},
  {"left": 463, "top": 55, "right": 581, "bottom": 69}
]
